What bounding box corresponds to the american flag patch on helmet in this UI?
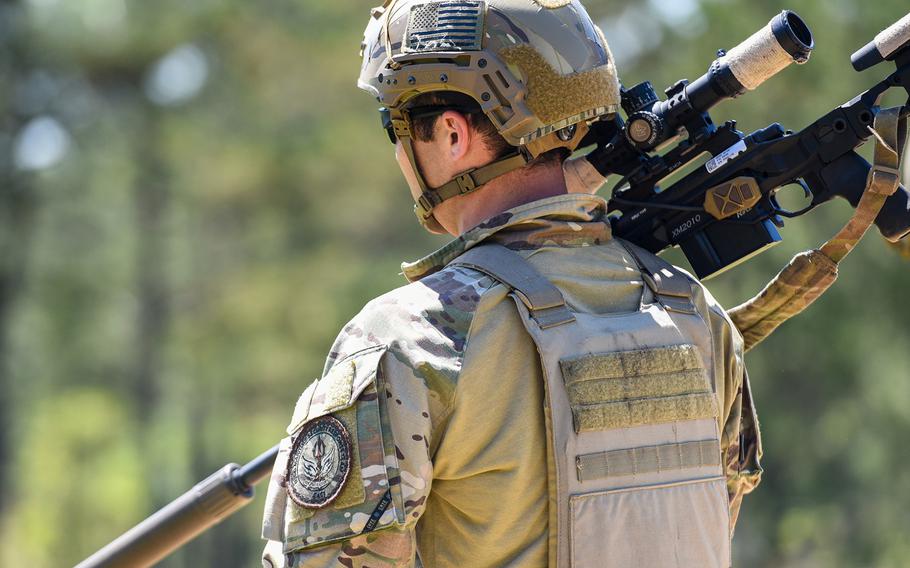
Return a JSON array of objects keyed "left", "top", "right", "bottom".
[{"left": 404, "top": 1, "right": 484, "bottom": 53}]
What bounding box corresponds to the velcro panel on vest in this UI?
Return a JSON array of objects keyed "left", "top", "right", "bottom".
[
  {"left": 560, "top": 345, "right": 717, "bottom": 432},
  {"left": 576, "top": 439, "right": 721, "bottom": 482},
  {"left": 573, "top": 394, "right": 717, "bottom": 432}
]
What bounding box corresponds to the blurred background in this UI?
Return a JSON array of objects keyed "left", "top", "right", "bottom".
[{"left": 0, "top": 0, "right": 908, "bottom": 566}]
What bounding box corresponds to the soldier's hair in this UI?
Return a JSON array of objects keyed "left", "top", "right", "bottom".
[{"left": 407, "top": 92, "right": 568, "bottom": 169}]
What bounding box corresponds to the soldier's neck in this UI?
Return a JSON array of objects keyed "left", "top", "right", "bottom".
[{"left": 436, "top": 163, "right": 568, "bottom": 236}]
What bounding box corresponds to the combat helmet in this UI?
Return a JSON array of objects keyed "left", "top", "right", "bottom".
[{"left": 358, "top": 0, "right": 621, "bottom": 233}]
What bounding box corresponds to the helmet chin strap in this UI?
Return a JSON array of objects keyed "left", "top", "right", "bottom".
[{"left": 390, "top": 108, "right": 531, "bottom": 234}]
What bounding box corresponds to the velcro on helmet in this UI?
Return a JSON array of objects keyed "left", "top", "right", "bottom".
[
  {"left": 500, "top": 44, "right": 620, "bottom": 144},
  {"left": 530, "top": 0, "right": 573, "bottom": 8}
]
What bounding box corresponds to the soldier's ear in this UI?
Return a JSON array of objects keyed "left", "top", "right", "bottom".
[{"left": 438, "top": 110, "right": 473, "bottom": 161}]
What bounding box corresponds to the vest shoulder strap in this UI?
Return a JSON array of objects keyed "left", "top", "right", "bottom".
[
  {"left": 619, "top": 240, "right": 698, "bottom": 314},
  {"left": 450, "top": 244, "right": 575, "bottom": 329}
]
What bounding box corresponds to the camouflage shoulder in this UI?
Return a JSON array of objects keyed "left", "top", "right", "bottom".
[
  {"left": 323, "top": 264, "right": 500, "bottom": 370},
  {"left": 262, "top": 266, "right": 501, "bottom": 560},
  {"left": 319, "top": 263, "right": 501, "bottom": 444}
]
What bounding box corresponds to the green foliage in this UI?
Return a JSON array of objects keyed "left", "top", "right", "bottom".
[
  {"left": 1, "top": 0, "right": 908, "bottom": 566},
  {"left": 2, "top": 389, "right": 149, "bottom": 566}
]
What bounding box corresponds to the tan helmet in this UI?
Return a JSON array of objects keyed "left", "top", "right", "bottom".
[{"left": 358, "top": 0, "right": 621, "bottom": 232}]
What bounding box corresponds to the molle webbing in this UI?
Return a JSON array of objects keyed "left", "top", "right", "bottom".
[
  {"left": 451, "top": 244, "right": 575, "bottom": 329},
  {"left": 568, "top": 372, "right": 708, "bottom": 404},
  {"left": 561, "top": 345, "right": 707, "bottom": 404},
  {"left": 476, "top": 236, "right": 729, "bottom": 568},
  {"left": 576, "top": 439, "right": 721, "bottom": 482}
]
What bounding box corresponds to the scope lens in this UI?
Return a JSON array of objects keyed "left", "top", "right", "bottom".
[{"left": 785, "top": 12, "right": 812, "bottom": 47}]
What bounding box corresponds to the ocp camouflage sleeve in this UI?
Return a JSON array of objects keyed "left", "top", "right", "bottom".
[
  {"left": 261, "top": 266, "right": 496, "bottom": 568},
  {"left": 723, "top": 368, "right": 762, "bottom": 531}
]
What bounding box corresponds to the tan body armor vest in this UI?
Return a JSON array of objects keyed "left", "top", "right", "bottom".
[{"left": 452, "top": 242, "right": 731, "bottom": 568}]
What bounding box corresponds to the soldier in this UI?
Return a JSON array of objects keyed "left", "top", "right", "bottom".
[{"left": 262, "top": 1, "right": 762, "bottom": 567}]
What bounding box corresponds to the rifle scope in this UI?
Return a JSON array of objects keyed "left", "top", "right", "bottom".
[{"left": 622, "top": 10, "right": 814, "bottom": 150}]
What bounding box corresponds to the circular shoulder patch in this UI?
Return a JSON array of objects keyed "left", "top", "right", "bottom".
[{"left": 286, "top": 415, "right": 352, "bottom": 508}]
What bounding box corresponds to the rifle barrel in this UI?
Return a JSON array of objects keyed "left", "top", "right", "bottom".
[
  {"left": 76, "top": 445, "right": 280, "bottom": 568},
  {"left": 238, "top": 444, "right": 282, "bottom": 489}
]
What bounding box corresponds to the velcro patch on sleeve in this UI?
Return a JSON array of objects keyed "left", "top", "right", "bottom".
[
  {"left": 321, "top": 360, "right": 356, "bottom": 414},
  {"left": 286, "top": 405, "right": 365, "bottom": 521},
  {"left": 281, "top": 347, "right": 401, "bottom": 554},
  {"left": 287, "top": 415, "right": 354, "bottom": 510},
  {"left": 287, "top": 345, "right": 388, "bottom": 435}
]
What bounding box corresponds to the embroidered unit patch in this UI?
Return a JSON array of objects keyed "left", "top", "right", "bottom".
[{"left": 287, "top": 415, "right": 352, "bottom": 508}]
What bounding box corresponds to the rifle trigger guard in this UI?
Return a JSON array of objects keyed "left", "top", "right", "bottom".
[{"left": 770, "top": 179, "right": 815, "bottom": 218}]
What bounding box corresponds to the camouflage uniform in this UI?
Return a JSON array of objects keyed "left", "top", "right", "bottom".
[{"left": 261, "top": 194, "right": 762, "bottom": 567}]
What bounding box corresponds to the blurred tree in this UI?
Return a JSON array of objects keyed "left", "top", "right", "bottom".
[{"left": 0, "top": 0, "right": 40, "bottom": 514}]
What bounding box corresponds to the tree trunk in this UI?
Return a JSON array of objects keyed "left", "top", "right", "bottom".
[
  {"left": 0, "top": 0, "right": 39, "bottom": 514},
  {"left": 132, "top": 107, "right": 171, "bottom": 425}
]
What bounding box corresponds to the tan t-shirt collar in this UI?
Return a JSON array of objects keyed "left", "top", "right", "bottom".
[{"left": 401, "top": 194, "right": 613, "bottom": 282}]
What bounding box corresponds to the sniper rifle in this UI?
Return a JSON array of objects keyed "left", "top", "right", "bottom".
[{"left": 580, "top": 10, "right": 910, "bottom": 279}]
